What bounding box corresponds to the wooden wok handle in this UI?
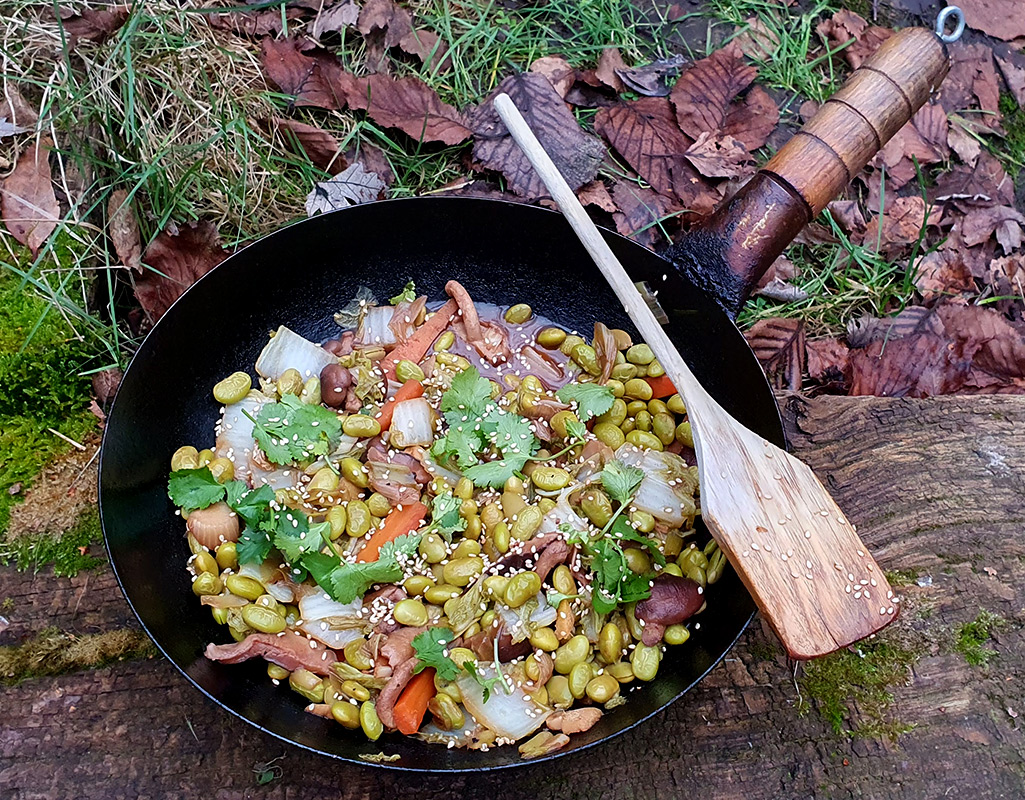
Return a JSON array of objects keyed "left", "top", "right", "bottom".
[
  {"left": 665, "top": 26, "right": 951, "bottom": 318},
  {"left": 763, "top": 27, "right": 949, "bottom": 216}
]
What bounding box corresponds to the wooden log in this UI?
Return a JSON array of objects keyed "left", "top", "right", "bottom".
[{"left": 1, "top": 394, "right": 1024, "bottom": 798}]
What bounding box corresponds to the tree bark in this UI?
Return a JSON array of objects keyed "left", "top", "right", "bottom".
[{"left": 1, "top": 394, "right": 1023, "bottom": 799}]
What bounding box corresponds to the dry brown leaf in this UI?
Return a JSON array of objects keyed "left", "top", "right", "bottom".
[
  {"left": 0, "top": 141, "right": 59, "bottom": 254},
  {"left": 844, "top": 26, "right": 891, "bottom": 69},
  {"left": 721, "top": 86, "right": 778, "bottom": 151},
  {"left": 594, "top": 97, "right": 693, "bottom": 199},
  {"left": 947, "top": 120, "right": 982, "bottom": 166},
  {"left": 0, "top": 85, "right": 38, "bottom": 132},
  {"left": 260, "top": 39, "right": 355, "bottom": 110},
  {"left": 470, "top": 73, "right": 604, "bottom": 198},
  {"left": 208, "top": 8, "right": 303, "bottom": 38},
  {"left": 961, "top": 205, "right": 1025, "bottom": 253},
  {"left": 59, "top": 5, "right": 129, "bottom": 48},
  {"left": 577, "top": 180, "right": 616, "bottom": 213},
  {"left": 733, "top": 17, "right": 779, "bottom": 61},
  {"left": 914, "top": 249, "right": 975, "bottom": 301},
  {"left": 933, "top": 152, "right": 1014, "bottom": 207},
  {"left": 827, "top": 200, "right": 867, "bottom": 240},
  {"left": 529, "top": 56, "right": 575, "bottom": 99},
  {"left": 846, "top": 306, "right": 942, "bottom": 349},
  {"left": 107, "top": 189, "right": 142, "bottom": 272},
  {"left": 745, "top": 318, "right": 805, "bottom": 392},
  {"left": 874, "top": 121, "right": 943, "bottom": 189},
  {"left": 957, "top": 0, "right": 1025, "bottom": 42},
  {"left": 671, "top": 44, "right": 757, "bottom": 139},
  {"left": 683, "top": 132, "right": 751, "bottom": 179},
  {"left": 912, "top": 103, "right": 950, "bottom": 160},
  {"left": 348, "top": 74, "right": 470, "bottom": 145},
  {"left": 610, "top": 182, "right": 676, "bottom": 249},
  {"left": 798, "top": 100, "right": 819, "bottom": 122},
  {"left": 985, "top": 254, "right": 1025, "bottom": 311},
  {"left": 806, "top": 338, "right": 849, "bottom": 385},
  {"left": 346, "top": 142, "right": 395, "bottom": 188},
  {"left": 135, "top": 222, "right": 229, "bottom": 321},
  {"left": 815, "top": 9, "right": 866, "bottom": 44},
  {"left": 398, "top": 29, "right": 451, "bottom": 73},
  {"left": 937, "top": 43, "right": 1001, "bottom": 128},
  {"left": 614, "top": 55, "right": 687, "bottom": 98},
  {"left": 937, "top": 304, "right": 1025, "bottom": 380},
  {"left": 848, "top": 333, "right": 971, "bottom": 397},
  {"left": 595, "top": 48, "right": 627, "bottom": 93},
  {"left": 305, "top": 162, "right": 386, "bottom": 215},
  {"left": 357, "top": 0, "right": 412, "bottom": 48},
  {"left": 995, "top": 52, "right": 1025, "bottom": 106},
  {"left": 91, "top": 368, "right": 122, "bottom": 405},
  {"left": 311, "top": 0, "right": 360, "bottom": 39},
  {"left": 271, "top": 117, "right": 344, "bottom": 174}
]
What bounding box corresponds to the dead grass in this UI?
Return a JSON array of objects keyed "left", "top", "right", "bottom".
[{"left": 0, "top": 626, "right": 156, "bottom": 685}]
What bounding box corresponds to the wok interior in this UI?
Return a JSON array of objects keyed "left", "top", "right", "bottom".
[{"left": 100, "top": 198, "right": 780, "bottom": 771}]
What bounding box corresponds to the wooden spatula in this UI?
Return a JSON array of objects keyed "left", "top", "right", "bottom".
[{"left": 494, "top": 96, "right": 900, "bottom": 660}]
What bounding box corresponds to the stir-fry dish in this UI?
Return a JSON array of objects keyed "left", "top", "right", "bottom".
[{"left": 167, "top": 280, "right": 726, "bottom": 757}]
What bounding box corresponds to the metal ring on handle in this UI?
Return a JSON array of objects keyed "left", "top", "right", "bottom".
[{"left": 936, "top": 6, "right": 965, "bottom": 43}]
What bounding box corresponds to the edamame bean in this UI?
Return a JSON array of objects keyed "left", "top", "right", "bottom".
[
  {"left": 551, "top": 565, "right": 576, "bottom": 597},
  {"left": 647, "top": 398, "right": 669, "bottom": 415},
  {"left": 360, "top": 701, "right": 383, "bottom": 741},
  {"left": 331, "top": 701, "right": 362, "bottom": 729},
  {"left": 289, "top": 668, "right": 324, "bottom": 702},
  {"left": 344, "top": 639, "right": 373, "bottom": 670},
  {"left": 607, "top": 662, "right": 635, "bottom": 682},
  {"left": 424, "top": 585, "right": 462, "bottom": 604},
  {"left": 546, "top": 675, "right": 573, "bottom": 708},
  {"left": 529, "top": 627, "right": 560, "bottom": 652},
  {"left": 571, "top": 343, "right": 600, "bottom": 376},
  {"left": 192, "top": 572, "right": 222, "bottom": 596},
  {"left": 366, "top": 492, "right": 391, "bottom": 518},
  {"left": 403, "top": 575, "right": 435, "bottom": 596},
  {"left": 340, "top": 457, "right": 368, "bottom": 488},
  {"left": 611, "top": 363, "right": 638, "bottom": 381},
  {"left": 428, "top": 692, "right": 465, "bottom": 730},
  {"left": 676, "top": 421, "right": 694, "bottom": 448},
  {"left": 345, "top": 500, "right": 372, "bottom": 537},
  {"left": 492, "top": 521, "right": 510, "bottom": 554},
  {"left": 267, "top": 663, "right": 290, "bottom": 681},
  {"left": 586, "top": 673, "right": 619, "bottom": 703},
  {"left": 300, "top": 376, "right": 321, "bottom": 405},
  {"left": 443, "top": 557, "right": 484, "bottom": 587},
  {"left": 242, "top": 603, "right": 287, "bottom": 634},
  {"left": 326, "top": 505, "right": 347, "bottom": 540},
  {"left": 549, "top": 411, "right": 580, "bottom": 440},
  {"left": 593, "top": 422, "right": 626, "bottom": 449},
  {"left": 208, "top": 457, "right": 235, "bottom": 483},
  {"left": 197, "top": 449, "right": 215, "bottom": 467},
  {"left": 504, "top": 303, "right": 533, "bottom": 324},
  {"left": 662, "top": 563, "right": 684, "bottom": 577},
  {"left": 483, "top": 575, "right": 509, "bottom": 601},
  {"left": 653, "top": 412, "right": 677, "bottom": 446},
  {"left": 559, "top": 335, "right": 586, "bottom": 356},
  {"left": 342, "top": 415, "right": 381, "bottom": 438},
  {"left": 624, "top": 378, "right": 653, "bottom": 401},
  {"left": 433, "top": 331, "right": 455, "bottom": 352},
  {"left": 277, "top": 368, "right": 304, "bottom": 397},
  {"left": 629, "top": 510, "right": 655, "bottom": 533},
  {"left": 569, "top": 662, "right": 592, "bottom": 699},
  {"left": 395, "top": 359, "right": 425, "bottom": 383},
  {"left": 511, "top": 505, "right": 543, "bottom": 541},
  {"left": 607, "top": 379, "right": 625, "bottom": 398},
  {"left": 631, "top": 643, "right": 660, "bottom": 681},
  {"left": 626, "top": 344, "right": 654, "bottom": 365},
  {"left": 554, "top": 634, "right": 589, "bottom": 674},
  {"left": 215, "top": 541, "right": 238, "bottom": 570},
  {"left": 634, "top": 409, "right": 652, "bottom": 432},
  {"left": 464, "top": 515, "right": 482, "bottom": 540},
  {"left": 418, "top": 532, "right": 447, "bottom": 563},
  {"left": 667, "top": 394, "right": 686, "bottom": 414},
  {"left": 598, "top": 398, "right": 628, "bottom": 427},
  {"left": 171, "top": 446, "right": 200, "bottom": 471},
  {"left": 537, "top": 327, "right": 567, "bottom": 350},
  {"left": 624, "top": 547, "right": 651, "bottom": 574},
  {"left": 213, "top": 372, "right": 252, "bottom": 405},
  {"left": 193, "top": 551, "right": 218, "bottom": 575},
  {"left": 626, "top": 430, "right": 663, "bottom": 451},
  {"left": 309, "top": 466, "right": 339, "bottom": 494},
  {"left": 531, "top": 466, "right": 570, "bottom": 492},
  {"left": 225, "top": 574, "right": 264, "bottom": 601},
  {"left": 599, "top": 622, "right": 623, "bottom": 663},
  {"left": 505, "top": 571, "right": 541, "bottom": 608},
  {"left": 393, "top": 598, "right": 429, "bottom": 626},
  {"left": 646, "top": 360, "right": 665, "bottom": 378},
  {"left": 452, "top": 539, "right": 481, "bottom": 559},
  {"left": 580, "top": 490, "right": 613, "bottom": 527},
  {"left": 664, "top": 624, "right": 690, "bottom": 645}
]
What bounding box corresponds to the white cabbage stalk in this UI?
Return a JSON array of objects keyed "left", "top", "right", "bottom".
[
  {"left": 388, "top": 398, "right": 436, "bottom": 448},
  {"left": 498, "top": 591, "right": 558, "bottom": 643},
  {"left": 356, "top": 306, "right": 398, "bottom": 349},
  {"left": 214, "top": 390, "right": 271, "bottom": 483},
  {"left": 614, "top": 444, "right": 698, "bottom": 525},
  {"left": 298, "top": 592, "right": 367, "bottom": 649},
  {"left": 456, "top": 664, "right": 551, "bottom": 741},
  {"left": 537, "top": 491, "right": 589, "bottom": 537},
  {"left": 255, "top": 325, "right": 336, "bottom": 381},
  {"left": 238, "top": 561, "right": 296, "bottom": 603}
]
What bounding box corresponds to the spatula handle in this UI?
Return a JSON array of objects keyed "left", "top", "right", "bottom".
[{"left": 762, "top": 26, "right": 949, "bottom": 216}]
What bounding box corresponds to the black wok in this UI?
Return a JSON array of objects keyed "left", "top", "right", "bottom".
[{"left": 99, "top": 196, "right": 782, "bottom": 771}]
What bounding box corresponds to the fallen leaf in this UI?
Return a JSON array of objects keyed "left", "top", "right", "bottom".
[
  {"left": 995, "top": 52, "right": 1025, "bottom": 107},
  {"left": 806, "top": 337, "right": 849, "bottom": 384},
  {"left": 345, "top": 142, "right": 395, "bottom": 187},
  {"left": 961, "top": 205, "right": 1025, "bottom": 253},
  {"left": 610, "top": 182, "right": 676, "bottom": 249},
  {"left": 816, "top": 10, "right": 890, "bottom": 69},
  {"left": 827, "top": 200, "right": 867, "bottom": 240},
  {"left": 933, "top": 152, "right": 1014, "bottom": 207},
  {"left": 595, "top": 48, "right": 627, "bottom": 93},
  {"left": 348, "top": 73, "right": 470, "bottom": 145},
  {"left": 755, "top": 278, "right": 808, "bottom": 303},
  {"left": 59, "top": 5, "right": 129, "bottom": 48},
  {"left": 614, "top": 54, "right": 687, "bottom": 97},
  {"left": 745, "top": 318, "right": 805, "bottom": 392},
  {"left": 358, "top": 0, "right": 412, "bottom": 48},
  {"left": 957, "top": 0, "right": 1025, "bottom": 42},
  {"left": 271, "top": 117, "right": 344, "bottom": 173},
  {"left": 1, "top": 140, "right": 59, "bottom": 254},
  {"left": 577, "top": 180, "right": 616, "bottom": 213},
  {"left": 88, "top": 399, "right": 106, "bottom": 422},
  {"left": 91, "top": 368, "right": 123, "bottom": 404},
  {"left": 846, "top": 305, "right": 941, "bottom": 348},
  {"left": 683, "top": 132, "right": 751, "bottom": 178},
  {"left": 312, "top": 0, "right": 360, "bottom": 39},
  {"left": 947, "top": 119, "right": 982, "bottom": 166},
  {"left": 260, "top": 39, "right": 355, "bottom": 110},
  {"left": 207, "top": 7, "right": 303, "bottom": 37},
  {"left": 914, "top": 249, "right": 975, "bottom": 300},
  {"left": 937, "top": 43, "right": 1001, "bottom": 129},
  {"left": 874, "top": 121, "right": 943, "bottom": 189},
  {"left": 305, "top": 161, "right": 386, "bottom": 215},
  {"left": 848, "top": 333, "right": 971, "bottom": 397},
  {"left": 985, "top": 254, "right": 1025, "bottom": 312},
  {"left": 107, "top": 189, "right": 142, "bottom": 272},
  {"left": 937, "top": 304, "right": 1025, "bottom": 380},
  {"left": 912, "top": 103, "right": 950, "bottom": 160},
  {"left": 721, "top": 86, "right": 778, "bottom": 151},
  {"left": 671, "top": 44, "right": 757, "bottom": 139},
  {"left": 398, "top": 29, "right": 451, "bottom": 73},
  {"left": 594, "top": 97, "right": 693, "bottom": 199},
  {"left": 470, "top": 73, "right": 605, "bottom": 198},
  {"left": 844, "top": 26, "right": 891, "bottom": 69},
  {"left": 529, "top": 56, "right": 575, "bottom": 98},
  {"left": 433, "top": 179, "right": 510, "bottom": 200},
  {"left": 135, "top": 222, "right": 229, "bottom": 321},
  {"left": 733, "top": 16, "right": 779, "bottom": 61},
  {"left": 0, "top": 85, "right": 37, "bottom": 131}
]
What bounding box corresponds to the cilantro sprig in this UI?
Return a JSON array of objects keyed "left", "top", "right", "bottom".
[
  {"left": 248, "top": 394, "right": 342, "bottom": 466},
  {"left": 389, "top": 280, "right": 417, "bottom": 305},
  {"left": 421, "top": 492, "right": 466, "bottom": 542},
  {"left": 412, "top": 627, "right": 459, "bottom": 680},
  {"left": 555, "top": 382, "right": 614, "bottom": 421},
  {"left": 304, "top": 533, "right": 423, "bottom": 603}
]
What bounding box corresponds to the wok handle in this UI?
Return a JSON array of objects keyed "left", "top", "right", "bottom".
[{"left": 665, "top": 25, "right": 951, "bottom": 319}]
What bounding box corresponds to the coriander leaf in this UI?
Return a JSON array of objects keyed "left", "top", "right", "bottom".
[
  {"left": 564, "top": 417, "right": 587, "bottom": 441},
  {"left": 460, "top": 660, "right": 503, "bottom": 704},
  {"left": 252, "top": 394, "right": 342, "bottom": 466},
  {"left": 489, "top": 408, "right": 538, "bottom": 458},
  {"left": 303, "top": 550, "right": 341, "bottom": 586},
  {"left": 546, "top": 589, "right": 579, "bottom": 607},
  {"left": 412, "top": 627, "right": 459, "bottom": 680},
  {"left": 431, "top": 427, "right": 483, "bottom": 469},
  {"left": 465, "top": 453, "right": 530, "bottom": 489},
  {"left": 441, "top": 366, "right": 492, "bottom": 424},
  {"left": 378, "top": 532, "right": 423, "bottom": 562},
  {"left": 225, "top": 482, "right": 275, "bottom": 529},
  {"left": 587, "top": 539, "right": 654, "bottom": 614},
  {"left": 601, "top": 460, "right": 645, "bottom": 506},
  {"left": 556, "top": 382, "right": 614, "bottom": 421},
  {"left": 389, "top": 280, "right": 416, "bottom": 305},
  {"left": 327, "top": 560, "right": 403, "bottom": 604},
  {"left": 608, "top": 516, "right": 667, "bottom": 567},
  {"left": 168, "top": 467, "right": 225, "bottom": 513},
  {"left": 237, "top": 526, "right": 273, "bottom": 565},
  {"left": 425, "top": 492, "right": 466, "bottom": 542}
]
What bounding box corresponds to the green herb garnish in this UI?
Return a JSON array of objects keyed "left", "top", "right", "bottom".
[
  {"left": 412, "top": 627, "right": 459, "bottom": 680},
  {"left": 555, "top": 382, "right": 614, "bottom": 421},
  {"left": 250, "top": 394, "right": 342, "bottom": 465},
  {"left": 389, "top": 280, "right": 417, "bottom": 305}
]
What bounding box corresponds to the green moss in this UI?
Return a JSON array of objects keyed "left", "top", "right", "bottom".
[
  {"left": 884, "top": 568, "right": 920, "bottom": 587},
  {"left": 998, "top": 93, "right": 1025, "bottom": 180},
  {"left": 0, "top": 266, "right": 99, "bottom": 534},
  {"left": 0, "top": 506, "right": 104, "bottom": 577},
  {"left": 0, "top": 626, "right": 156, "bottom": 685},
  {"left": 1, "top": 597, "right": 13, "bottom": 612},
  {"left": 953, "top": 611, "right": 1007, "bottom": 667},
  {"left": 799, "top": 639, "right": 921, "bottom": 740},
  {"left": 747, "top": 640, "right": 781, "bottom": 662}
]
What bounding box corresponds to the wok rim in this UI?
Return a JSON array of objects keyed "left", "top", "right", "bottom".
[{"left": 98, "top": 195, "right": 771, "bottom": 772}]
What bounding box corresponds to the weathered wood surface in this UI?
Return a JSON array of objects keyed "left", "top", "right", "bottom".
[{"left": 2, "top": 394, "right": 1024, "bottom": 799}]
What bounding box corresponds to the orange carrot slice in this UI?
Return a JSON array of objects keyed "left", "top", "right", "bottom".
[
  {"left": 355, "top": 501, "right": 429, "bottom": 563},
  {"left": 380, "top": 298, "right": 458, "bottom": 383},
  {"left": 377, "top": 379, "right": 425, "bottom": 431},
  {"left": 645, "top": 375, "right": 677, "bottom": 399},
  {"left": 393, "top": 668, "right": 436, "bottom": 735}
]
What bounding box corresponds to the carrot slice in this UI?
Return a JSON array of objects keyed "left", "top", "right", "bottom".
[
  {"left": 377, "top": 379, "right": 425, "bottom": 431},
  {"left": 380, "top": 298, "right": 458, "bottom": 383},
  {"left": 393, "top": 668, "right": 436, "bottom": 735},
  {"left": 355, "top": 501, "right": 429, "bottom": 563},
  {"left": 645, "top": 375, "right": 677, "bottom": 399}
]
